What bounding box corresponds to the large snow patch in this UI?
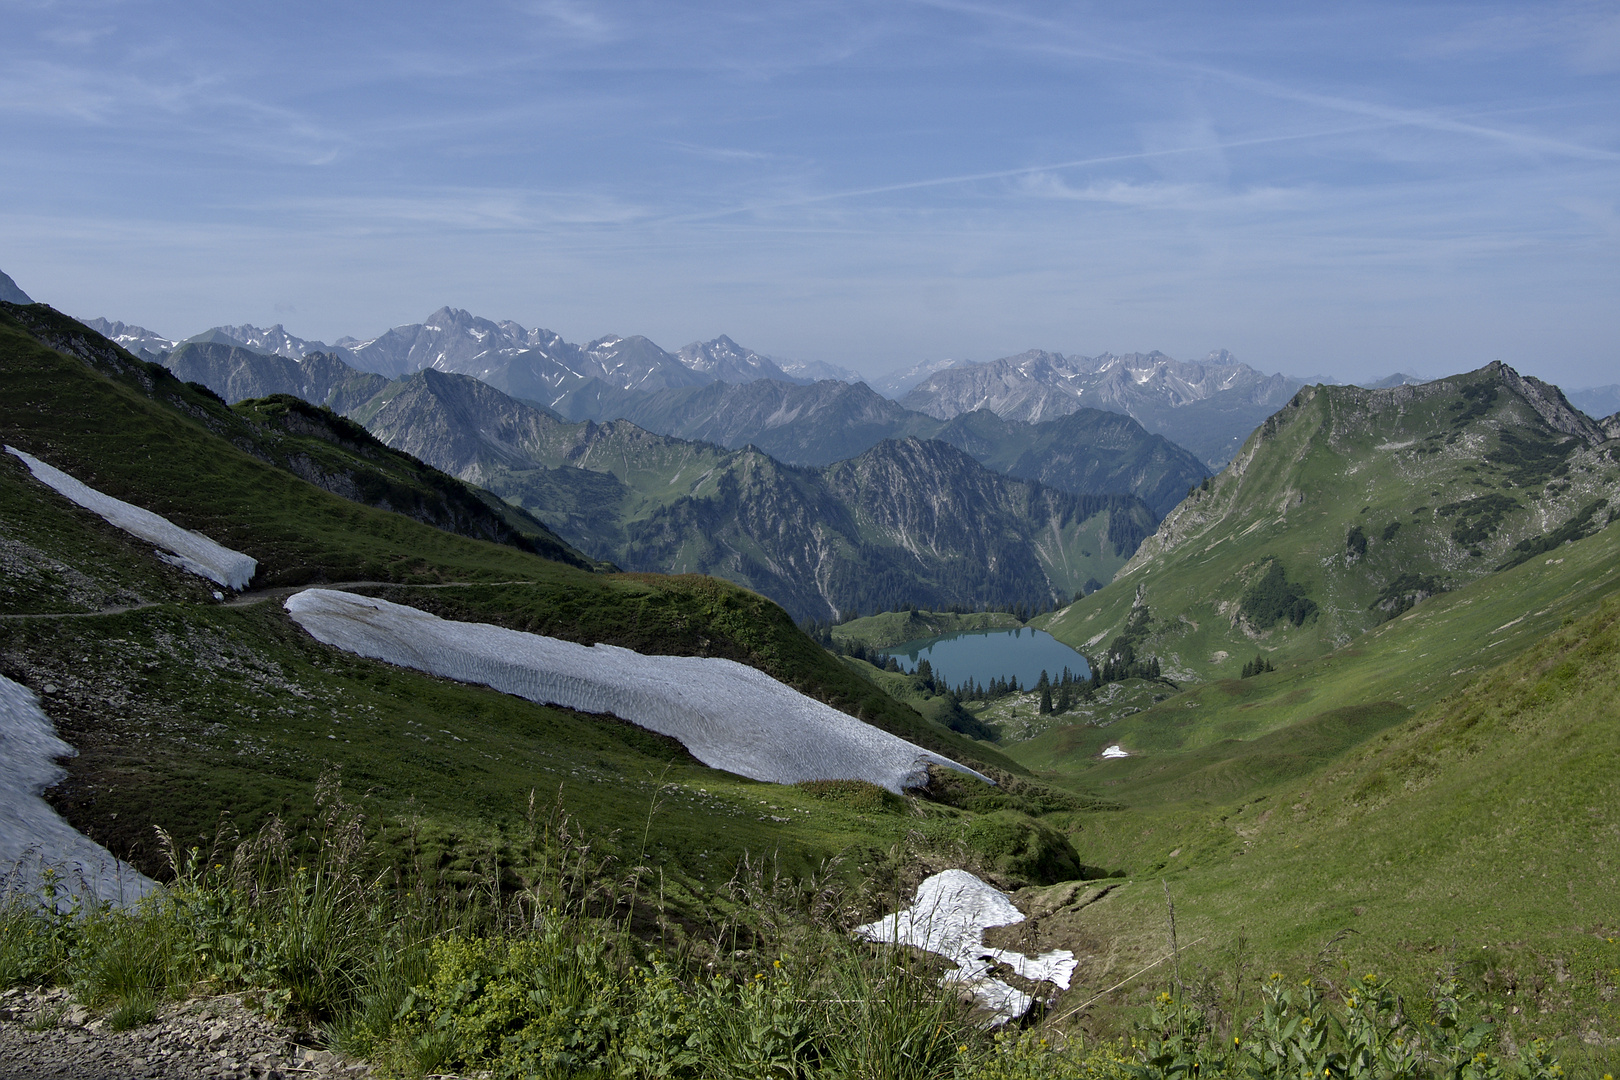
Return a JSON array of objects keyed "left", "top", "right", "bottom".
[
  {"left": 855, "top": 869, "right": 1077, "bottom": 1023},
  {"left": 283, "top": 589, "right": 991, "bottom": 793},
  {"left": 5, "top": 445, "right": 257, "bottom": 590},
  {"left": 0, "top": 675, "right": 159, "bottom": 909}
]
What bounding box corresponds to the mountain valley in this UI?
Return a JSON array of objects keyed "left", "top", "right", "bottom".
[{"left": 3, "top": 288, "right": 1620, "bottom": 1070}]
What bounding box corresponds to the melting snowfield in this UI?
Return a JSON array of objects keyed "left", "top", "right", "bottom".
[
  {"left": 5, "top": 445, "right": 257, "bottom": 590},
  {"left": 0, "top": 675, "right": 159, "bottom": 910},
  {"left": 1100, "top": 744, "right": 1129, "bottom": 759},
  {"left": 855, "top": 869, "right": 1077, "bottom": 1023},
  {"left": 283, "top": 589, "right": 991, "bottom": 793}
]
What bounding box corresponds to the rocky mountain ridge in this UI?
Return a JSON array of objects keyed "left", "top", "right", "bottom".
[
  {"left": 157, "top": 333, "right": 1209, "bottom": 516},
  {"left": 79, "top": 318, "right": 177, "bottom": 361},
  {"left": 356, "top": 368, "right": 1156, "bottom": 620}
]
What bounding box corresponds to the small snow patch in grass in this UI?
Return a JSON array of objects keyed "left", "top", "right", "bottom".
[
  {"left": 855, "top": 869, "right": 1076, "bottom": 1024},
  {"left": 283, "top": 589, "right": 991, "bottom": 794},
  {"left": 5, "top": 446, "right": 256, "bottom": 590},
  {"left": 1100, "top": 744, "right": 1129, "bottom": 759}
]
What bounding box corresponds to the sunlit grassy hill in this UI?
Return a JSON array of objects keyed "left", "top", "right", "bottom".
[
  {"left": 829, "top": 609, "right": 1024, "bottom": 651},
  {"left": 1017, "top": 567, "right": 1620, "bottom": 1053},
  {"left": 988, "top": 511, "right": 1620, "bottom": 1056},
  {"left": 1040, "top": 365, "right": 1618, "bottom": 684}
]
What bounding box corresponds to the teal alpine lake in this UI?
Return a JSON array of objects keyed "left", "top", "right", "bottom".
[{"left": 879, "top": 627, "right": 1090, "bottom": 690}]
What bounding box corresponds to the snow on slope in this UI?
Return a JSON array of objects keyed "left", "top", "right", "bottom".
[
  {"left": 855, "top": 869, "right": 1077, "bottom": 1023},
  {"left": 4, "top": 446, "right": 257, "bottom": 590},
  {"left": 283, "top": 589, "right": 991, "bottom": 793},
  {"left": 0, "top": 675, "right": 159, "bottom": 910}
]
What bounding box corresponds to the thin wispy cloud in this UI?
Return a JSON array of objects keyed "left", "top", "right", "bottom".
[
  {"left": 524, "top": 0, "right": 619, "bottom": 43},
  {"left": 938, "top": 0, "right": 1619, "bottom": 161},
  {"left": 669, "top": 124, "right": 1405, "bottom": 223}
]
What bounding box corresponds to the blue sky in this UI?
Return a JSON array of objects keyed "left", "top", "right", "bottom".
[{"left": 2, "top": 1, "right": 1617, "bottom": 386}]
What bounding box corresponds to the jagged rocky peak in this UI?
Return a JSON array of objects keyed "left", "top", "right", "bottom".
[
  {"left": 677, "top": 334, "right": 793, "bottom": 383},
  {"left": 183, "top": 323, "right": 335, "bottom": 362},
  {"left": 0, "top": 269, "right": 34, "bottom": 305},
  {"left": 79, "top": 318, "right": 177, "bottom": 360},
  {"left": 776, "top": 357, "right": 865, "bottom": 384},
  {"left": 342, "top": 307, "right": 562, "bottom": 379},
  {"left": 866, "top": 355, "right": 976, "bottom": 398},
  {"left": 1488, "top": 361, "right": 1608, "bottom": 444}
]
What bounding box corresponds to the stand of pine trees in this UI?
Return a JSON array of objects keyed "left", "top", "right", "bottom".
[{"left": 1240, "top": 653, "right": 1276, "bottom": 678}]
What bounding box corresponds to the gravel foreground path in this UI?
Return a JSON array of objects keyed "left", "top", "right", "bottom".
[{"left": 0, "top": 987, "right": 374, "bottom": 1080}]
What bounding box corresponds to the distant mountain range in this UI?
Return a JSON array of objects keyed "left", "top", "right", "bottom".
[
  {"left": 354, "top": 369, "right": 1155, "bottom": 621},
  {"left": 59, "top": 289, "right": 1620, "bottom": 485},
  {"left": 153, "top": 336, "right": 1165, "bottom": 619},
  {"left": 162, "top": 337, "right": 1209, "bottom": 519},
  {"left": 1568, "top": 384, "right": 1620, "bottom": 423},
  {"left": 899, "top": 349, "right": 1303, "bottom": 468},
  {"left": 68, "top": 298, "right": 1458, "bottom": 474}
]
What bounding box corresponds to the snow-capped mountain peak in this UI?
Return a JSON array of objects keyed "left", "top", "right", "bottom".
[
  {"left": 677, "top": 335, "right": 796, "bottom": 384},
  {"left": 78, "top": 318, "right": 178, "bottom": 360}
]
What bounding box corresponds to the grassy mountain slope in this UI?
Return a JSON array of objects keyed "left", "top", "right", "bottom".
[
  {"left": 1040, "top": 365, "right": 1619, "bottom": 684},
  {"left": 829, "top": 609, "right": 1024, "bottom": 651},
  {"left": 1010, "top": 513, "right": 1620, "bottom": 791},
  {"left": 231, "top": 394, "right": 602, "bottom": 568},
  {"left": 2, "top": 305, "right": 594, "bottom": 575},
  {"left": 1008, "top": 550, "right": 1620, "bottom": 1051}
]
